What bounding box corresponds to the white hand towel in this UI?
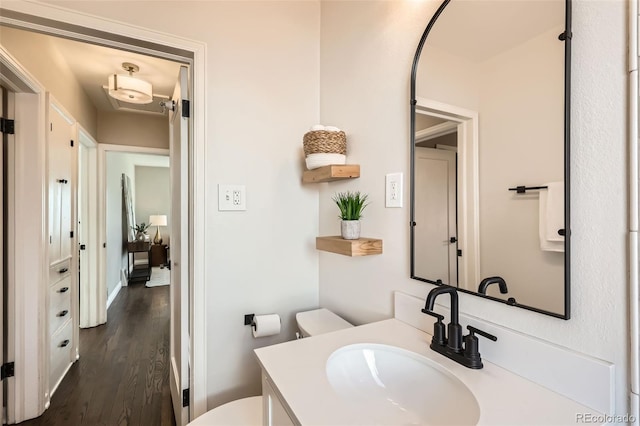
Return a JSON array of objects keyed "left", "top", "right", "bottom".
[
  {"left": 324, "top": 126, "right": 341, "bottom": 132},
  {"left": 539, "top": 181, "right": 564, "bottom": 252},
  {"left": 310, "top": 125, "right": 325, "bottom": 131}
]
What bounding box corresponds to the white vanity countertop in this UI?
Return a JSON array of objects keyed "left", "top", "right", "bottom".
[{"left": 254, "top": 319, "right": 602, "bottom": 425}]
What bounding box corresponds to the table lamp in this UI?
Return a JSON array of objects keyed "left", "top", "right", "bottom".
[{"left": 149, "top": 214, "right": 167, "bottom": 245}]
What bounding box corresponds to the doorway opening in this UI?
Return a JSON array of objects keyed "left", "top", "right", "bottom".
[{"left": 0, "top": 6, "right": 206, "bottom": 424}]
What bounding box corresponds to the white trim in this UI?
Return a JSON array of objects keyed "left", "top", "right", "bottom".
[
  {"left": 2, "top": 3, "right": 208, "bottom": 420},
  {"left": 415, "top": 97, "right": 481, "bottom": 291},
  {"left": 106, "top": 281, "right": 122, "bottom": 310},
  {"left": 628, "top": 0, "right": 639, "bottom": 418},
  {"left": 415, "top": 121, "right": 457, "bottom": 143},
  {"left": 0, "top": 46, "right": 48, "bottom": 422},
  {"left": 170, "top": 357, "right": 183, "bottom": 424}
]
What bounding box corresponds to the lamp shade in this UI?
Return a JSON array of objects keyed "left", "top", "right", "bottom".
[
  {"left": 108, "top": 74, "right": 153, "bottom": 104},
  {"left": 149, "top": 215, "right": 167, "bottom": 227}
]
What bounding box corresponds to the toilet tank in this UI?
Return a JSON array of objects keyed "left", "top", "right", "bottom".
[{"left": 295, "top": 308, "right": 353, "bottom": 337}]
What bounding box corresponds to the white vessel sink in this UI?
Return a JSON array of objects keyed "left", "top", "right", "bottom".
[{"left": 326, "top": 343, "right": 480, "bottom": 425}]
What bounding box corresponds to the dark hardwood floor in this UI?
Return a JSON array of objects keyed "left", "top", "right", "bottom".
[{"left": 21, "top": 282, "right": 175, "bottom": 426}]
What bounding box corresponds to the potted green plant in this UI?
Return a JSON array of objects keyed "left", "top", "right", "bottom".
[
  {"left": 131, "top": 222, "right": 151, "bottom": 241},
  {"left": 333, "top": 191, "right": 369, "bottom": 240}
]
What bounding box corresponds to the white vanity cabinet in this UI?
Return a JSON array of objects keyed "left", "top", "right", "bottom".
[
  {"left": 47, "top": 99, "right": 77, "bottom": 395},
  {"left": 262, "top": 374, "right": 295, "bottom": 426}
]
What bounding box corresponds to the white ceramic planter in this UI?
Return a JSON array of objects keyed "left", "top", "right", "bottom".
[{"left": 341, "top": 220, "right": 361, "bottom": 240}]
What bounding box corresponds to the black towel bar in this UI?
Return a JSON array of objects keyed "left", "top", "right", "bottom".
[{"left": 508, "top": 185, "right": 548, "bottom": 194}]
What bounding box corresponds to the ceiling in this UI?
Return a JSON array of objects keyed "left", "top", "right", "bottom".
[
  {"left": 426, "top": 0, "right": 564, "bottom": 63},
  {"left": 14, "top": 26, "right": 183, "bottom": 115}
]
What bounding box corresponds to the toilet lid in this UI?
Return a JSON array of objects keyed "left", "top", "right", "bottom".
[
  {"left": 296, "top": 308, "right": 353, "bottom": 336},
  {"left": 188, "top": 396, "right": 262, "bottom": 426}
]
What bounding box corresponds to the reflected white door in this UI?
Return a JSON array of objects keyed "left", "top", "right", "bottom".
[
  {"left": 414, "top": 147, "right": 457, "bottom": 285},
  {"left": 169, "top": 65, "right": 190, "bottom": 426}
]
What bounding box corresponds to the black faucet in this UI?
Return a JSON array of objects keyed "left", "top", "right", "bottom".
[
  {"left": 478, "top": 276, "right": 508, "bottom": 295},
  {"left": 421, "top": 285, "right": 497, "bottom": 369}
]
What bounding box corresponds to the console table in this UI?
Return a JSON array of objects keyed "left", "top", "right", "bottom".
[{"left": 127, "top": 241, "right": 151, "bottom": 283}]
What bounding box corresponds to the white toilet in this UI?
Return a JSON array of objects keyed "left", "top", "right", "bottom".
[{"left": 188, "top": 308, "right": 352, "bottom": 426}]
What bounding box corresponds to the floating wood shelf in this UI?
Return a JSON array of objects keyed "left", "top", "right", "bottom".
[
  {"left": 316, "top": 236, "right": 382, "bottom": 257},
  {"left": 302, "top": 165, "right": 360, "bottom": 183}
]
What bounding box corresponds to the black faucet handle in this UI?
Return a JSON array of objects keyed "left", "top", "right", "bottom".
[
  {"left": 467, "top": 325, "right": 497, "bottom": 342},
  {"left": 422, "top": 309, "right": 446, "bottom": 346},
  {"left": 421, "top": 309, "right": 444, "bottom": 322}
]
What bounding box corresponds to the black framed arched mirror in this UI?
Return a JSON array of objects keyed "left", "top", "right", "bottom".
[{"left": 410, "top": 0, "right": 571, "bottom": 319}]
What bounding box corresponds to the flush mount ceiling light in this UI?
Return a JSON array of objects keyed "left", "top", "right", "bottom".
[{"left": 108, "top": 62, "right": 153, "bottom": 104}]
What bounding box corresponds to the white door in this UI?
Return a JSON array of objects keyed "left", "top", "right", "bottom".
[
  {"left": 170, "top": 65, "right": 190, "bottom": 426},
  {"left": 78, "top": 129, "right": 101, "bottom": 328},
  {"left": 414, "top": 147, "right": 458, "bottom": 285}
]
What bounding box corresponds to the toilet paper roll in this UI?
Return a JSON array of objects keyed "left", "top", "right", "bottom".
[{"left": 252, "top": 314, "right": 281, "bottom": 338}]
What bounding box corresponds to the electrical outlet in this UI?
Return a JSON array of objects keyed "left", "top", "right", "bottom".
[
  {"left": 386, "top": 173, "right": 403, "bottom": 208},
  {"left": 218, "top": 184, "right": 246, "bottom": 211}
]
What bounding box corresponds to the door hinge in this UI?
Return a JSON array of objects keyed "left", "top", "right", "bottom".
[
  {"left": 1, "top": 362, "right": 15, "bottom": 380},
  {"left": 457, "top": 249, "right": 462, "bottom": 257},
  {"left": 182, "top": 388, "right": 190, "bottom": 407},
  {"left": 181, "top": 100, "right": 190, "bottom": 118},
  {"left": 70, "top": 231, "right": 74, "bottom": 238},
  {"left": 0, "top": 118, "right": 15, "bottom": 135},
  {"left": 70, "top": 139, "right": 74, "bottom": 147},
  {"left": 80, "top": 244, "right": 86, "bottom": 250}
]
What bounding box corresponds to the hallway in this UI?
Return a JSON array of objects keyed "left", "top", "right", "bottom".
[{"left": 21, "top": 283, "right": 175, "bottom": 426}]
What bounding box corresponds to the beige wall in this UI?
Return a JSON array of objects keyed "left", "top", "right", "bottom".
[
  {"left": 27, "top": 0, "right": 322, "bottom": 408},
  {"left": 319, "top": 0, "right": 628, "bottom": 416},
  {"left": 3, "top": 0, "right": 629, "bottom": 418},
  {"left": 98, "top": 111, "right": 169, "bottom": 149},
  {"left": 0, "top": 26, "right": 98, "bottom": 136}
]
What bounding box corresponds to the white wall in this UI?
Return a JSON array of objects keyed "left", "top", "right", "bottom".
[
  {"left": 105, "top": 152, "right": 169, "bottom": 296},
  {"left": 319, "top": 0, "right": 629, "bottom": 416},
  {"left": 0, "top": 26, "right": 98, "bottom": 137},
  {"left": 30, "top": 0, "right": 322, "bottom": 408}
]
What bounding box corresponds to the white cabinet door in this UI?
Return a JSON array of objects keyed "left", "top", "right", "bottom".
[
  {"left": 262, "top": 374, "right": 295, "bottom": 426},
  {"left": 48, "top": 103, "right": 73, "bottom": 264}
]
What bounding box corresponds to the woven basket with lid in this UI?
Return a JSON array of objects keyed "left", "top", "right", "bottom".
[{"left": 303, "top": 130, "right": 347, "bottom": 156}]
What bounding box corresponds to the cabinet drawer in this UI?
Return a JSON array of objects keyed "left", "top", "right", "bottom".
[
  {"left": 49, "top": 259, "right": 71, "bottom": 285},
  {"left": 49, "top": 319, "right": 73, "bottom": 394},
  {"left": 49, "top": 277, "right": 71, "bottom": 335}
]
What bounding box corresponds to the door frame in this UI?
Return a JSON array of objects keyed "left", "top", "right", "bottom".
[
  {"left": 0, "top": 45, "right": 48, "bottom": 423},
  {"left": 97, "top": 143, "right": 170, "bottom": 324},
  {"left": 0, "top": 5, "right": 208, "bottom": 421},
  {"left": 414, "top": 97, "right": 480, "bottom": 291}
]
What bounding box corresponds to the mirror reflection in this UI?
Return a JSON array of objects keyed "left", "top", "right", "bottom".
[{"left": 411, "top": 0, "right": 569, "bottom": 317}]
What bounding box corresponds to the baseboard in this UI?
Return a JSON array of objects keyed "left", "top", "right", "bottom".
[
  {"left": 121, "top": 268, "right": 128, "bottom": 287},
  {"left": 106, "top": 281, "right": 122, "bottom": 309}
]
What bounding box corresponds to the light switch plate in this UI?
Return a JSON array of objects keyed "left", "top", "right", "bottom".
[
  {"left": 386, "top": 173, "right": 403, "bottom": 208},
  {"left": 218, "top": 184, "right": 246, "bottom": 211}
]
